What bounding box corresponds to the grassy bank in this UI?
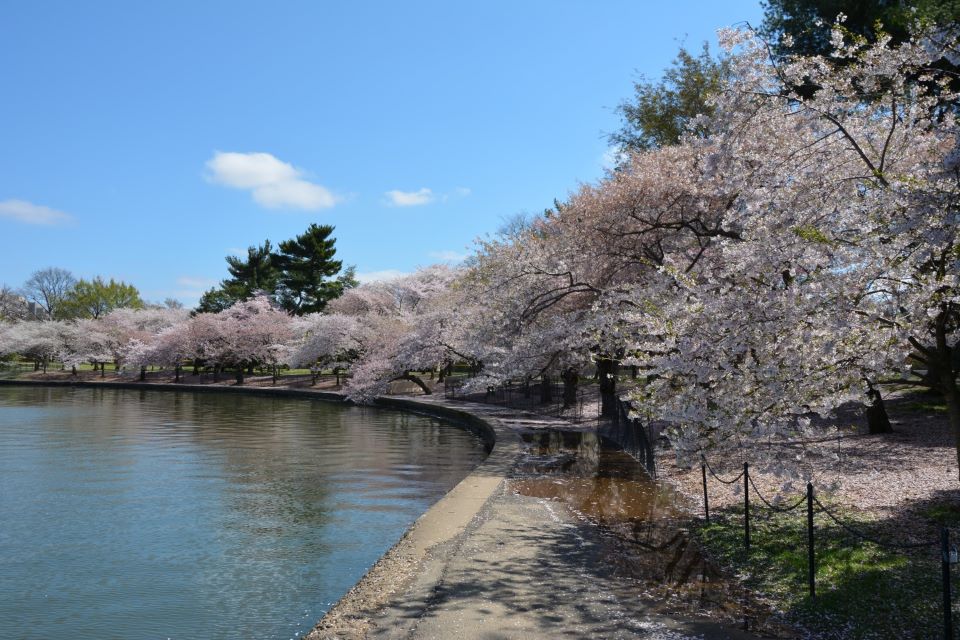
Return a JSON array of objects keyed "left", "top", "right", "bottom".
[{"left": 695, "top": 506, "right": 955, "bottom": 639}]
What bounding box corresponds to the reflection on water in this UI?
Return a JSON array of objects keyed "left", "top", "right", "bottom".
[
  {"left": 511, "top": 429, "right": 787, "bottom": 636},
  {"left": 0, "top": 386, "right": 486, "bottom": 640}
]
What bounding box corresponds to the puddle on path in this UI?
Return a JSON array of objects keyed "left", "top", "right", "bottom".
[{"left": 510, "top": 429, "right": 795, "bottom": 638}]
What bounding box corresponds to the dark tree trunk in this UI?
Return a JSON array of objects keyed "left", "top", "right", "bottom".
[
  {"left": 42, "top": 358, "right": 48, "bottom": 374},
  {"left": 140, "top": 366, "right": 146, "bottom": 382},
  {"left": 562, "top": 368, "right": 578, "bottom": 409},
  {"left": 598, "top": 357, "right": 618, "bottom": 417},
  {"left": 175, "top": 363, "right": 181, "bottom": 383},
  {"left": 865, "top": 382, "right": 892, "bottom": 434},
  {"left": 71, "top": 365, "right": 77, "bottom": 376},
  {"left": 540, "top": 375, "right": 552, "bottom": 404},
  {"left": 944, "top": 381, "right": 960, "bottom": 482},
  {"left": 213, "top": 365, "right": 220, "bottom": 382},
  {"left": 34, "top": 360, "right": 39, "bottom": 371},
  {"left": 235, "top": 369, "right": 244, "bottom": 385},
  {"left": 931, "top": 315, "right": 960, "bottom": 481}
]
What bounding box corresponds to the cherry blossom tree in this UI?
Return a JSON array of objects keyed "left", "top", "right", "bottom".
[
  {"left": 620, "top": 24, "right": 960, "bottom": 471},
  {"left": 0, "top": 320, "right": 68, "bottom": 372}
]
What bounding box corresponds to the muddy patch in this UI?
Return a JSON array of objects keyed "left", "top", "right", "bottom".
[{"left": 510, "top": 429, "right": 795, "bottom": 637}]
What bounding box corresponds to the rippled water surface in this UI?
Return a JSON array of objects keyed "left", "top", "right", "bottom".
[{"left": 0, "top": 386, "right": 486, "bottom": 640}]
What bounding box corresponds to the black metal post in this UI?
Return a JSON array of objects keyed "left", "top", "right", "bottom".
[
  {"left": 744, "top": 462, "right": 750, "bottom": 551},
  {"left": 807, "top": 482, "right": 816, "bottom": 600},
  {"left": 701, "top": 456, "right": 710, "bottom": 524},
  {"left": 943, "top": 527, "right": 953, "bottom": 640}
]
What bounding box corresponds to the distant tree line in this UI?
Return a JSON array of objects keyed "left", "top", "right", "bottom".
[{"left": 0, "top": 223, "right": 352, "bottom": 322}]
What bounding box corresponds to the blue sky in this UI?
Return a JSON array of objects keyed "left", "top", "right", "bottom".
[{"left": 1, "top": 0, "right": 763, "bottom": 306}]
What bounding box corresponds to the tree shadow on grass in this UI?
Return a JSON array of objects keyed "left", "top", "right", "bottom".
[{"left": 700, "top": 489, "right": 960, "bottom": 640}]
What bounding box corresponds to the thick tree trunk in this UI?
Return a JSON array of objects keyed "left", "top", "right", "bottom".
[
  {"left": 393, "top": 373, "right": 432, "bottom": 395},
  {"left": 943, "top": 378, "right": 960, "bottom": 482},
  {"left": 42, "top": 358, "right": 47, "bottom": 374},
  {"left": 865, "top": 383, "right": 893, "bottom": 434},
  {"left": 100, "top": 362, "right": 105, "bottom": 378},
  {"left": 597, "top": 357, "right": 618, "bottom": 417},
  {"left": 34, "top": 360, "right": 39, "bottom": 371},
  {"left": 71, "top": 365, "right": 77, "bottom": 376},
  {"left": 213, "top": 365, "right": 220, "bottom": 382},
  {"left": 933, "top": 318, "right": 960, "bottom": 481},
  {"left": 140, "top": 366, "right": 146, "bottom": 382},
  {"left": 235, "top": 369, "right": 244, "bottom": 385},
  {"left": 540, "top": 375, "right": 552, "bottom": 404},
  {"left": 562, "top": 368, "right": 578, "bottom": 409}
]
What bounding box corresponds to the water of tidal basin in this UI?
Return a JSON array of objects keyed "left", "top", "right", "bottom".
[{"left": 0, "top": 386, "right": 487, "bottom": 640}]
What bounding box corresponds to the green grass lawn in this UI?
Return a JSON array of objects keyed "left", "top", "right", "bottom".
[{"left": 697, "top": 507, "right": 953, "bottom": 639}]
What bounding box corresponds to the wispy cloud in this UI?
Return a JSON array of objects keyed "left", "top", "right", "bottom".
[
  {"left": 384, "top": 186, "right": 471, "bottom": 207},
  {"left": 0, "top": 199, "right": 73, "bottom": 225},
  {"left": 428, "top": 249, "right": 468, "bottom": 263},
  {"left": 356, "top": 269, "right": 409, "bottom": 284},
  {"left": 384, "top": 188, "right": 434, "bottom": 207},
  {"left": 206, "top": 151, "right": 339, "bottom": 210},
  {"left": 158, "top": 276, "right": 221, "bottom": 308}
]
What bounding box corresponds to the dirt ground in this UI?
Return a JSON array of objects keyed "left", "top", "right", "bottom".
[{"left": 655, "top": 389, "right": 960, "bottom": 547}]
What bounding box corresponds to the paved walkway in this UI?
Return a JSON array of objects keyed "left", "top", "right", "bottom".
[{"left": 308, "top": 396, "right": 768, "bottom": 640}]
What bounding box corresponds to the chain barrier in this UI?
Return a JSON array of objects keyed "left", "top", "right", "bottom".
[
  {"left": 688, "top": 453, "right": 953, "bottom": 635},
  {"left": 702, "top": 454, "right": 937, "bottom": 549},
  {"left": 812, "top": 496, "right": 938, "bottom": 550},
  {"left": 746, "top": 474, "right": 807, "bottom": 514},
  {"left": 703, "top": 457, "right": 745, "bottom": 485}
]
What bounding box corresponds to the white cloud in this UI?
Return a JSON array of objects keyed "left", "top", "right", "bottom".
[
  {"left": 205, "top": 151, "right": 339, "bottom": 210},
  {"left": 355, "top": 269, "right": 409, "bottom": 284},
  {"left": 253, "top": 179, "right": 337, "bottom": 209},
  {"left": 428, "top": 250, "right": 468, "bottom": 263},
  {"left": 385, "top": 188, "right": 434, "bottom": 207},
  {"left": 385, "top": 186, "right": 471, "bottom": 206},
  {"left": 0, "top": 199, "right": 72, "bottom": 225}
]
